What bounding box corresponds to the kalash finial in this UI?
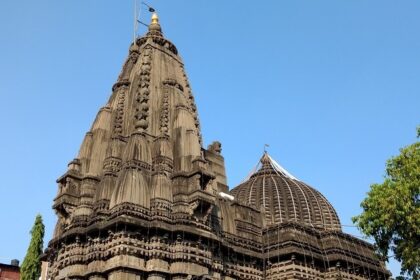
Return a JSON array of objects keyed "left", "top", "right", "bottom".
[
  {"left": 148, "top": 12, "right": 162, "bottom": 34},
  {"left": 151, "top": 12, "right": 159, "bottom": 24}
]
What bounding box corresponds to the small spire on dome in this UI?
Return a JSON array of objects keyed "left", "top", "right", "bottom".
[
  {"left": 260, "top": 152, "right": 271, "bottom": 165},
  {"left": 256, "top": 152, "right": 300, "bottom": 180}
]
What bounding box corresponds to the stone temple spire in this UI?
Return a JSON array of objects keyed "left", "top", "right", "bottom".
[
  {"left": 45, "top": 11, "right": 389, "bottom": 280},
  {"left": 50, "top": 12, "right": 213, "bottom": 237}
]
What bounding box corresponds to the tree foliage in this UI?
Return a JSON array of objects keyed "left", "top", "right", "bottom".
[
  {"left": 353, "top": 127, "right": 420, "bottom": 279},
  {"left": 20, "top": 214, "right": 45, "bottom": 280}
]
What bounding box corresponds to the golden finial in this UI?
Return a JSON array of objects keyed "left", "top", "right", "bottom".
[
  {"left": 151, "top": 12, "right": 159, "bottom": 25},
  {"left": 148, "top": 11, "right": 162, "bottom": 34}
]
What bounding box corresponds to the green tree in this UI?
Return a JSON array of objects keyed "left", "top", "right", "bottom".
[
  {"left": 353, "top": 127, "right": 420, "bottom": 280},
  {"left": 20, "top": 214, "right": 45, "bottom": 280}
]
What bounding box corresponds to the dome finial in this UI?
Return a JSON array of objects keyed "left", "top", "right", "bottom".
[
  {"left": 151, "top": 12, "right": 159, "bottom": 24},
  {"left": 263, "top": 144, "right": 269, "bottom": 154},
  {"left": 260, "top": 152, "right": 271, "bottom": 165},
  {"left": 148, "top": 12, "right": 162, "bottom": 35}
]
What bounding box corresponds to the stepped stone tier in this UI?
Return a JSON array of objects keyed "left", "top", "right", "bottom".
[{"left": 45, "top": 13, "right": 390, "bottom": 280}]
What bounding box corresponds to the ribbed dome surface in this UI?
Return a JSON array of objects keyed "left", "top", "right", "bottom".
[{"left": 230, "top": 153, "right": 341, "bottom": 231}]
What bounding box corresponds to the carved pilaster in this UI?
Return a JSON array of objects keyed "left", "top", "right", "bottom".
[
  {"left": 73, "top": 176, "right": 99, "bottom": 217},
  {"left": 134, "top": 46, "right": 152, "bottom": 131},
  {"left": 112, "top": 81, "right": 129, "bottom": 136}
]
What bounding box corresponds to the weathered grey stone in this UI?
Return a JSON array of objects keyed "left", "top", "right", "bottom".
[{"left": 44, "top": 13, "right": 390, "bottom": 280}]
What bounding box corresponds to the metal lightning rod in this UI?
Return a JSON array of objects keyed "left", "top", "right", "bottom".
[
  {"left": 133, "top": 0, "right": 137, "bottom": 43},
  {"left": 133, "top": 0, "right": 142, "bottom": 43}
]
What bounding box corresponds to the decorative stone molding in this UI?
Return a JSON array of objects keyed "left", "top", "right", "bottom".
[{"left": 134, "top": 47, "right": 152, "bottom": 131}]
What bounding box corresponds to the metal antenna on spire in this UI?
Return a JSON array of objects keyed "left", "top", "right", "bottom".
[
  {"left": 264, "top": 144, "right": 270, "bottom": 153},
  {"left": 133, "top": 1, "right": 156, "bottom": 42},
  {"left": 133, "top": 0, "right": 140, "bottom": 43}
]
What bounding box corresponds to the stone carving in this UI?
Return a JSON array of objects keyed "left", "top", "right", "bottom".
[
  {"left": 112, "top": 82, "right": 128, "bottom": 135},
  {"left": 44, "top": 13, "right": 390, "bottom": 280},
  {"left": 134, "top": 47, "right": 152, "bottom": 131},
  {"left": 187, "top": 201, "right": 200, "bottom": 216},
  {"left": 152, "top": 37, "right": 178, "bottom": 55},
  {"left": 181, "top": 66, "right": 202, "bottom": 146},
  {"left": 208, "top": 141, "right": 222, "bottom": 154},
  {"left": 162, "top": 78, "right": 184, "bottom": 91},
  {"left": 159, "top": 90, "right": 170, "bottom": 134},
  {"left": 111, "top": 79, "right": 130, "bottom": 92},
  {"left": 103, "top": 157, "right": 121, "bottom": 174}
]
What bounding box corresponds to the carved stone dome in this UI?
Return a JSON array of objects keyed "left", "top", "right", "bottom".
[{"left": 230, "top": 153, "right": 341, "bottom": 231}]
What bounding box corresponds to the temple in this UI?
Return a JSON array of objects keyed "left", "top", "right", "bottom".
[{"left": 44, "top": 13, "right": 390, "bottom": 280}]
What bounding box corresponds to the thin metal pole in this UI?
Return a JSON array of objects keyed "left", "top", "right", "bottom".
[{"left": 133, "top": 0, "right": 137, "bottom": 43}]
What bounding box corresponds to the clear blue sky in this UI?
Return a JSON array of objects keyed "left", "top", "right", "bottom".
[{"left": 0, "top": 0, "right": 419, "bottom": 277}]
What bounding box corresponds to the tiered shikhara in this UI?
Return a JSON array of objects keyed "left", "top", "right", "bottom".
[{"left": 45, "top": 14, "right": 390, "bottom": 280}]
